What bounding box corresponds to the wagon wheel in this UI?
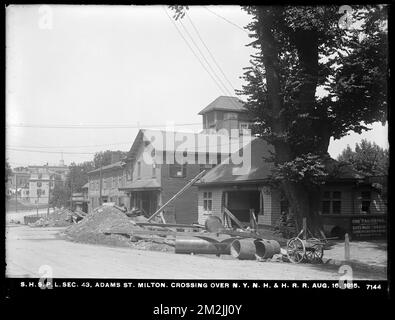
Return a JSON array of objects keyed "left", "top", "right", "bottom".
[
  {"left": 305, "top": 238, "right": 324, "bottom": 263},
  {"left": 287, "top": 238, "right": 305, "bottom": 264}
]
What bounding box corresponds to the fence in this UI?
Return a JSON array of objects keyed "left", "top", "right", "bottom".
[{"left": 23, "top": 213, "right": 47, "bottom": 225}]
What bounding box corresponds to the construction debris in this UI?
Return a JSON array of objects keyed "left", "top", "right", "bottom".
[
  {"left": 29, "top": 208, "right": 75, "bottom": 227},
  {"left": 33, "top": 203, "right": 290, "bottom": 262},
  {"left": 64, "top": 205, "right": 174, "bottom": 252},
  {"left": 175, "top": 236, "right": 236, "bottom": 255},
  {"left": 65, "top": 205, "right": 137, "bottom": 236},
  {"left": 230, "top": 238, "right": 282, "bottom": 261},
  {"left": 230, "top": 239, "right": 257, "bottom": 260},
  {"left": 254, "top": 239, "right": 281, "bottom": 259}
]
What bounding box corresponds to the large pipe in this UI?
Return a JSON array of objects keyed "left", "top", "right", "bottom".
[
  {"left": 267, "top": 240, "right": 281, "bottom": 254},
  {"left": 230, "top": 239, "right": 256, "bottom": 260},
  {"left": 175, "top": 236, "right": 232, "bottom": 255},
  {"left": 254, "top": 239, "right": 281, "bottom": 259},
  {"left": 204, "top": 216, "right": 223, "bottom": 233}
]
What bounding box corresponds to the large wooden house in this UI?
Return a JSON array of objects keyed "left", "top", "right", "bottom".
[{"left": 118, "top": 129, "right": 233, "bottom": 224}]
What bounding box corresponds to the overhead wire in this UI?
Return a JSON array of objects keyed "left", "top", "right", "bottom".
[{"left": 163, "top": 7, "right": 227, "bottom": 94}]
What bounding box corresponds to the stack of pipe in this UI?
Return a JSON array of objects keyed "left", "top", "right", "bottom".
[
  {"left": 175, "top": 236, "right": 238, "bottom": 255},
  {"left": 230, "top": 238, "right": 281, "bottom": 260}
]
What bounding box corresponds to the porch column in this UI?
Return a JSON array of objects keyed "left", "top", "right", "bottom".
[
  {"left": 259, "top": 187, "right": 272, "bottom": 226},
  {"left": 256, "top": 187, "right": 281, "bottom": 227}
]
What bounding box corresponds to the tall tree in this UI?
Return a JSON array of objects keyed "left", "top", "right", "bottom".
[
  {"left": 49, "top": 175, "right": 70, "bottom": 208},
  {"left": 242, "top": 5, "right": 387, "bottom": 233},
  {"left": 66, "top": 161, "right": 94, "bottom": 194},
  {"left": 172, "top": 5, "right": 387, "bottom": 233},
  {"left": 93, "top": 150, "right": 128, "bottom": 169},
  {"left": 337, "top": 139, "right": 389, "bottom": 176}
]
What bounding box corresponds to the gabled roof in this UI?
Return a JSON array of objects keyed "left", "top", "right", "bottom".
[
  {"left": 118, "top": 179, "right": 160, "bottom": 191},
  {"left": 88, "top": 161, "right": 125, "bottom": 174},
  {"left": 198, "top": 96, "right": 246, "bottom": 115},
  {"left": 197, "top": 139, "right": 365, "bottom": 186},
  {"left": 127, "top": 129, "right": 245, "bottom": 161},
  {"left": 197, "top": 138, "right": 275, "bottom": 185}
]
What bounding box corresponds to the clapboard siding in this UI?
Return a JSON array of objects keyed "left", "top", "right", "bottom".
[
  {"left": 197, "top": 187, "right": 223, "bottom": 225},
  {"left": 161, "top": 163, "right": 201, "bottom": 224},
  {"left": 258, "top": 187, "right": 281, "bottom": 226},
  {"left": 319, "top": 185, "right": 356, "bottom": 215},
  {"left": 198, "top": 185, "right": 282, "bottom": 227}
]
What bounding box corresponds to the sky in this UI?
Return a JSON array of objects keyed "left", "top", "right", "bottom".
[{"left": 6, "top": 5, "right": 388, "bottom": 168}]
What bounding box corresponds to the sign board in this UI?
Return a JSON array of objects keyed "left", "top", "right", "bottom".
[
  {"left": 350, "top": 215, "right": 387, "bottom": 239},
  {"left": 72, "top": 196, "right": 85, "bottom": 202}
]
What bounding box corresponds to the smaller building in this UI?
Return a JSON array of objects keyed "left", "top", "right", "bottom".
[
  {"left": 71, "top": 183, "right": 89, "bottom": 213},
  {"left": 28, "top": 162, "right": 69, "bottom": 205},
  {"left": 6, "top": 167, "right": 30, "bottom": 196},
  {"left": 87, "top": 161, "right": 128, "bottom": 213},
  {"left": 196, "top": 137, "right": 387, "bottom": 239},
  {"left": 195, "top": 138, "right": 276, "bottom": 227}
]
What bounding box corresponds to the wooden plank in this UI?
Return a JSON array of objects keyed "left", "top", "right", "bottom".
[
  {"left": 303, "top": 217, "right": 307, "bottom": 241},
  {"left": 159, "top": 212, "right": 166, "bottom": 224},
  {"left": 73, "top": 211, "right": 85, "bottom": 219},
  {"left": 319, "top": 229, "right": 327, "bottom": 241},
  {"left": 344, "top": 233, "right": 350, "bottom": 261},
  {"left": 217, "top": 229, "right": 263, "bottom": 240},
  {"left": 105, "top": 229, "right": 241, "bottom": 240},
  {"left": 223, "top": 207, "right": 245, "bottom": 230},
  {"left": 114, "top": 204, "right": 127, "bottom": 212},
  {"left": 249, "top": 209, "right": 258, "bottom": 230},
  {"left": 135, "top": 222, "right": 205, "bottom": 229},
  {"left": 106, "top": 229, "right": 203, "bottom": 238},
  {"left": 147, "top": 170, "right": 207, "bottom": 222}
]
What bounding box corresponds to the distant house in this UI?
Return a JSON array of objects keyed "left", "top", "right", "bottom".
[
  {"left": 71, "top": 182, "right": 89, "bottom": 213},
  {"left": 28, "top": 161, "right": 69, "bottom": 205},
  {"left": 87, "top": 160, "right": 129, "bottom": 212},
  {"left": 196, "top": 137, "right": 387, "bottom": 239},
  {"left": 6, "top": 168, "right": 30, "bottom": 197}
]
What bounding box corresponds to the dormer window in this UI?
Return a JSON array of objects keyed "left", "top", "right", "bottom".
[{"left": 239, "top": 122, "right": 251, "bottom": 135}]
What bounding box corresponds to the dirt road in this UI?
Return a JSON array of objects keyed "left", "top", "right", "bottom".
[{"left": 6, "top": 225, "right": 386, "bottom": 280}]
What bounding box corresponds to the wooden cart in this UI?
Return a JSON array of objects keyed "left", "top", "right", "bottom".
[{"left": 286, "top": 228, "right": 326, "bottom": 264}]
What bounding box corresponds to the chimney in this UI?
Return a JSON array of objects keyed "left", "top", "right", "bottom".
[{"left": 111, "top": 153, "right": 120, "bottom": 164}]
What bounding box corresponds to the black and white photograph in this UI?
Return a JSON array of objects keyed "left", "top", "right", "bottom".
[{"left": 4, "top": 4, "right": 389, "bottom": 301}]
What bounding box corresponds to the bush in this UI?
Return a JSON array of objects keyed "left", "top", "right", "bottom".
[{"left": 274, "top": 211, "right": 297, "bottom": 239}]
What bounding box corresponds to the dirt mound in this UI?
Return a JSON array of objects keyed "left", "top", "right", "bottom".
[
  {"left": 30, "top": 208, "right": 74, "bottom": 227},
  {"left": 64, "top": 205, "right": 174, "bottom": 252},
  {"left": 65, "top": 206, "right": 136, "bottom": 236}
]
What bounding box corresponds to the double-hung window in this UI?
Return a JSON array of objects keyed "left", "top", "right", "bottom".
[
  {"left": 203, "top": 192, "right": 213, "bottom": 213},
  {"left": 322, "top": 191, "right": 342, "bottom": 214},
  {"left": 361, "top": 191, "right": 371, "bottom": 214}
]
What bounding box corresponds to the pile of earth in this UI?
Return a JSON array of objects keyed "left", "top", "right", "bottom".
[
  {"left": 63, "top": 205, "right": 174, "bottom": 252},
  {"left": 30, "top": 208, "right": 74, "bottom": 227}
]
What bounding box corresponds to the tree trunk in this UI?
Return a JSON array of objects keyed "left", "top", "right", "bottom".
[{"left": 257, "top": 7, "right": 323, "bottom": 235}]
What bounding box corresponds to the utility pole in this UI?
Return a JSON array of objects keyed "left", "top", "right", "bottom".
[
  {"left": 70, "top": 171, "right": 73, "bottom": 210},
  {"left": 47, "top": 176, "right": 51, "bottom": 217},
  {"left": 36, "top": 191, "right": 40, "bottom": 217},
  {"left": 15, "top": 174, "right": 17, "bottom": 213},
  {"left": 99, "top": 159, "right": 103, "bottom": 206}
]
